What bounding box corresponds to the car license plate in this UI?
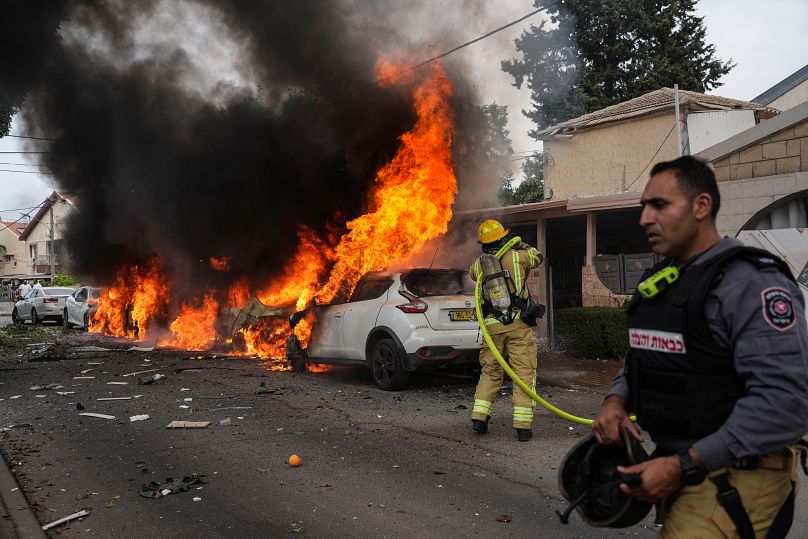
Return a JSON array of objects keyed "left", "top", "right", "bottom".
[{"left": 449, "top": 310, "right": 476, "bottom": 321}]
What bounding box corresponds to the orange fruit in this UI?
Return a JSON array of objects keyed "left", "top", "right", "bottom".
[{"left": 288, "top": 454, "right": 301, "bottom": 467}]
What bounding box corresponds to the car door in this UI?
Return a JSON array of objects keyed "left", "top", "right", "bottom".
[
  {"left": 341, "top": 277, "right": 392, "bottom": 360},
  {"left": 306, "top": 301, "right": 349, "bottom": 359},
  {"left": 17, "top": 290, "right": 34, "bottom": 318},
  {"left": 29, "top": 289, "right": 44, "bottom": 318}
]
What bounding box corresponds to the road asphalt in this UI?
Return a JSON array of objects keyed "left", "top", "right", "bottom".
[{"left": 1, "top": 316, "right": 807, "bottom": 538}]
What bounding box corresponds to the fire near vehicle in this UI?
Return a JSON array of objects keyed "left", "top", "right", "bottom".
[
  {"left": 64, "top": 286, "right": 102, "bottom": 330},
  {"left": 288, "top": 268, "right": 482, "bottom": 390}
]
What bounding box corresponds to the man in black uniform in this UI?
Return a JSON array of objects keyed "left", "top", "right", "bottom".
[{"left": 592, "top": 156, "right": 808, "bottom": 538}]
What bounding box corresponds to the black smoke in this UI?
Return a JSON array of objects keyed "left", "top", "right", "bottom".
[{"left": 3, "top": 0, "right": 488, "bottom": 306}]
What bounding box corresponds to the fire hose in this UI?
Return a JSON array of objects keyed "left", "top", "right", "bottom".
[{"left": 473, "top": 263, "right": 635, "bottom": 426}]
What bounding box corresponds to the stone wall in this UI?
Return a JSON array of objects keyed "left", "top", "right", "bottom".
[
  {"left": 712, "top": 120, "right": 808, "bottom": 182},
  {"left": 581, "top": 265, "right": 631, "bottom": 308}
]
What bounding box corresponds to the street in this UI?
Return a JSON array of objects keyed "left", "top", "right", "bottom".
[{"left": 1, "top": 323, "right": 807, "bottom": 538}]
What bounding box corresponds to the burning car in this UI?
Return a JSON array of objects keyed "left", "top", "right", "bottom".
[
  {"left": 63, "top": 286, "right": 101, "bottom": 330},
  {"left": 287, "top": 268, "right": 481, "bottom": 390}
]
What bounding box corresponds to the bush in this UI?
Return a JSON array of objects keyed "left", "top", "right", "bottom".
[
  {"left": 52, "top": 273, "right": 78, "bottom": 286},
  {"left": 554, "top": 307, "right": 628, "bottom": 359}
]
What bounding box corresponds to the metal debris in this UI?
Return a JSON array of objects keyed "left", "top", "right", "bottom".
[
  {"left": 79, "top": 412, "right": 116, "bottom": 420},
  {"left": 166, "top": 421, "right": 210, "bottom": 428},
  {"left": 130, "top": 415, "right": 150, "bottom": 422},
  {"left": 41, "top": 509, "right": 91, "bottom": 531},
  {"left": 139, "top": 474, "right": 206, "bottom": 499},
  {"left": 122, "top": 368, "right": 160, "bottom": 377}
]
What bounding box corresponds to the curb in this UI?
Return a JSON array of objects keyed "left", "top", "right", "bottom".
[{"left": 0, "top": 449, "right": 47, "bottom": 539}]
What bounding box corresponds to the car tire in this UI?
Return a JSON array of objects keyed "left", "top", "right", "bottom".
[
  {"left": 31, "top": 308, "right": 39, "bottom": 325},
  {"left": 83, "top": 312, "right": 90, "bottom": 332},
  {"left": 63, "top": 309, "right": 70, "bottom": 328},
  {"left": 370, "top": 338, "right": 410, "bottom": 391},
  {"left": 11, "top": 308, "right": 21, "bottom": 325}
]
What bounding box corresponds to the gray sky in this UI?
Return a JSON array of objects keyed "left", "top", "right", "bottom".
[{"left": 1, "top": 0, "right": 807, "bottom": 218}]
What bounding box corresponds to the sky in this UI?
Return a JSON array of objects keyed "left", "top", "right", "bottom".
[{"left": 1, "top": 0, "right": 807, "bottom": 220}]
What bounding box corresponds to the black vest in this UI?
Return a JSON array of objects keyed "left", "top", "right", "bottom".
[{"left": 626, "top": 245, "right": 793, "bottom": 439}]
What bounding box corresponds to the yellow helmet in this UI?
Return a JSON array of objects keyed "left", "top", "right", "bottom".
[{"left": 477, "top": 219, "right": 508, "bottom": 245}]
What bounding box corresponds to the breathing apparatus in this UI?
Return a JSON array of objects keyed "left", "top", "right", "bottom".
[{"left": 478, "top": 237, "right": 522, "bottom": 324}]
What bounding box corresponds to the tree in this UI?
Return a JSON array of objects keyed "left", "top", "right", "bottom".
[
  {"left": 499, "top": 154, "right": 544, "bottom": 205},
  {"left": 503, "top": 0, "right": 735, "bottom": 134}
]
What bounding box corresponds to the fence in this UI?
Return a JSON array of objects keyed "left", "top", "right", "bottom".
[{"left": 593, "top": 253, "right": 659, "bottom": 294}]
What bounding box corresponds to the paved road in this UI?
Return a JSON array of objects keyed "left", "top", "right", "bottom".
[{"left": 1, "top": 331, "right": 807, "bottom": 538}]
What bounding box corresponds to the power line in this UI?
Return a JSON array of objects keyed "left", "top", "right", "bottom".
[
  {"left": 0, "top": 169, "right": 54, "bottom": 175},
  {"left": 624, "top": 123, "right": 677, "bottom": 191},
  {"left": 0, "top": 201, "right": 45, "bottom": 235},
  {"left": 351, "top": 2, "right": 557, "bottom": 93},
  {"left": 0, "top": 162, "right": 52, "bottom": 167},
  {"left": 6, "top": 134, "right": 57, "bottom": 141},
  {"left": 0, "top": 204, "right": 42, "bottom": 214}
]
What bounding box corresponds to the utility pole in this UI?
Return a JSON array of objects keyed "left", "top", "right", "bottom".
[
  {"left": 49, "top": 201, "right": 55, "bottom": 282},
  {"left": 674, "top": 84, "right": 682, "bottom": 157}
]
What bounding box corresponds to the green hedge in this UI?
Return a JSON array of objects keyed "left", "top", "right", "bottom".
[{"left": 554, "top": 307, "right": 628, "bottom": 359}]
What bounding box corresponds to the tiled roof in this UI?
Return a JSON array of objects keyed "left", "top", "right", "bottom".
[
  {"left": 18, "top": 192, "right": 75, "bottom": 241},
  {"left": 536, "top": 88, "right": 779, "bottom": 139},
  {"left": 1, "top": 221, "right": 27, "bottom": 237}
]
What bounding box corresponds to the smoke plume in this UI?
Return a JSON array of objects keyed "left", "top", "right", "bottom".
[{"left": 3, "top": 0, "right": 508, "bottom": 304}]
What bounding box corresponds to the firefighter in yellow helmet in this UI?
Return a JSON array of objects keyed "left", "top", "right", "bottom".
[{"left": 470, "top": 219, "right": 544, "bottom": 441}]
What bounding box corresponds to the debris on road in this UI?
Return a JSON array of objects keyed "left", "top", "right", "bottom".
[
  {"left": 139, "top": 373, "right": 166, "bottom": 385},
  {"left": 123, "top": 368, "right": 160, "bottom": 377},
  {"left": 218, "top": 417, "right": 231, "bottom": 426},
  {"left": 193, "top": 497, "right": 202, "bottom": 502},
  {"left": 0, "top": 423, "right": 32, "bottom": 432},
  {"left": 56, "top": 391, "right": 76, "bottom": 396},
  {"left": 496, "top": 514, "right": 512, "bottom": 523},
  {"left": 208, "top": 406, "right": 252, "bottom": 412},
  {"left": 30, "top": 383, "right": 64, "bottom": 391},
  {"left": 9, "top": 395, "right": 21, "bottom": 399},
  {"left": 288, "top": 454, "right": 301, "bottom": 467},
  {"left": 79, "top": 412, "right": 116, "bottom": 420},
  {"left": 130, "top": 415, "right": 150, "bottom": 422},
  {"left": 73, "top": 376, "right": 95, "bottom": 380},
  {"left": 41, "top": 509, "right": 91, "bottom": 531},
  {"left": 139, "top": 474, "right": 206, "bottom": 499},
  {"left": 166, "top": 421, "right": 210, "bottom": 428},
  {"left": 80, "top": 368, "right": 95, "bottom": 374},
  {"left": 107, "top": 381, "right": 129, "bottom": 385},
  {"left": 97, "top": 397, "right": 132, "bottom": 401},
  {"left": 128, "top": 343, "right": 157, "bottom": 352}
]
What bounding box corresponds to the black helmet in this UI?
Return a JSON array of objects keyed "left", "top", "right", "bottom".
[{"left": 557, "top": 427, "right": 652, "bottom": 528}]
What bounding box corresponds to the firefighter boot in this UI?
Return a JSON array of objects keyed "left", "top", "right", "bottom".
[
  {"left": 472, "top": 418, "right": 489, "bottom": 435},
  {"left": 516, "top": 428, "right": 532, "bottom": 442}
]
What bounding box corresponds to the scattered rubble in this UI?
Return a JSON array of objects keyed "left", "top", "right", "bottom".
[
  {"left": 79, "top": 412, "right": 116, "bottom": 420},
  {"left": 166, "top": 421, "right": 210, "bottom": 428},
  {"left": 139, "top": 474, "right": 206, "bottom": 499},
  {"left": 130, "top": 415, "right": 150, "bottom": 422},
  {"left": 41, "top": 509, "right": 91, "bottom": 531}
]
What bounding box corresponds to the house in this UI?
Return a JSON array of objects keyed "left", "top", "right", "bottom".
[
  {"left": 18, "top": 192, "right": 75, "bottom": 276},
  {"left": 753, "top": 64, "right": 808, "bottom": 113},
  {"left": 0, "top": 220, "right": 28, "bottom": 277},
  {"left": 461, "top": 88, "right": 782, "bottom": 347}
]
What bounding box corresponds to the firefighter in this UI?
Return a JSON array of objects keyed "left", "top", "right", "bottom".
[
  {"left": 470, "top": 219, "right": 543, "bottom": 441},
  {"left": 592, "top": 156, "right": 808, "bottom": 538}
]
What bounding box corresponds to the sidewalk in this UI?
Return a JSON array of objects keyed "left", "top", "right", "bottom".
[{"left": 537, "top": 351, "right": 622, "bottom": 391}]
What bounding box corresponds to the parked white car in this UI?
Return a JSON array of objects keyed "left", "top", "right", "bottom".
[
  {"left": 63, "top": 286, "right": 101, "bottom": 330},
  {"left": 290, "top": 269, "right": 482, "bottom": 390},
  {"left": 12, "top": 287, "right": 77, "bottom": 325}
]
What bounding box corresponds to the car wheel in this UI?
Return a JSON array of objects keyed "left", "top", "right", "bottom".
[
  {"left": 83, "top": 312, "right": 90, "bottom": 332},
  {"left": 370, "top": 338, "right": 410, "bottom": 391},
  {"left": 11, "top": 308, "right": 21, "bottom": 325},
  {"left": 63, "top": 309, "right": 70, "bottom": 328},
  {"left": 31, "top": 308, "right": 39, "bottom": 325}
]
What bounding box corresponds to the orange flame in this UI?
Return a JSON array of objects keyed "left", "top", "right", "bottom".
[
  {"left": 257, "top": 226, "right": 334, "bottom": 311},
  {"left": 90, "top": 258, "right": 169, "bottom": 338},
  {"left": 168, "top": 293, "right": 219, "bottom": 350},
  {"left": 91, "top": 58, "right": 456, "bottom": 368},
  {"left": 314, "top": 60, "right": 455, "bottom": 303}
]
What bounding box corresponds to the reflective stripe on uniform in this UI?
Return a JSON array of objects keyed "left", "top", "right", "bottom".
[
  {"left": 511, "top": 251, "right": 522, "bottom": 293},
  {"left": 513, "top": 406, "right": 533, "bottom": 422},
  {"left": 473, "top": 399, "right": 493, "bottom": 415}
]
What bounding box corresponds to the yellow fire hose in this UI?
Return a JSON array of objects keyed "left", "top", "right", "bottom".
[{"left": 473, "top": 277, "right": 595, "bottom": 425}]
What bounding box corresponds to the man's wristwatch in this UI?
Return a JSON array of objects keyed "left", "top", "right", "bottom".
[{"left": 676, "top": 448, "right": 707, "bottom": 485}]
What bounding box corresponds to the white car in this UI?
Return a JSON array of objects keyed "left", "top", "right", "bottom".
[
  {"left": 12, "top": 287, "right": 77, "bottom": 325},
  {"left": 291, "top": 268, "right": 482, "bottom": 390},
  {"left": 63, "top": 286, "right": 101, "bottom": 330}
]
